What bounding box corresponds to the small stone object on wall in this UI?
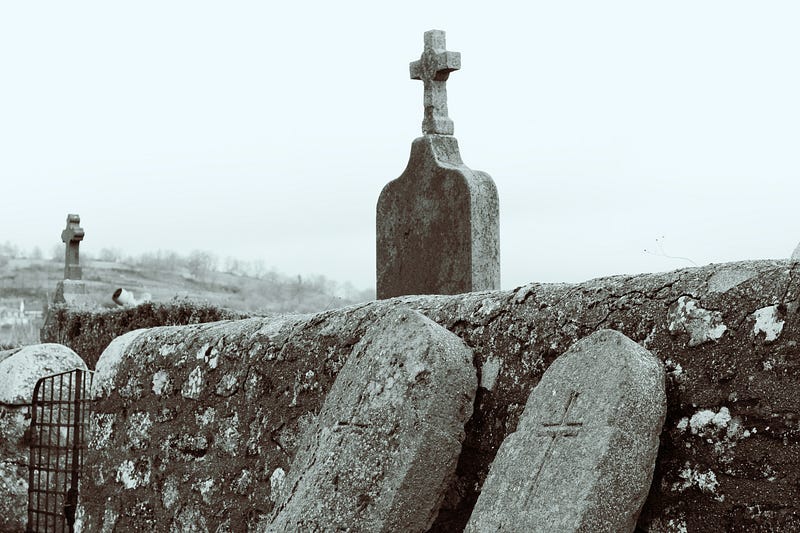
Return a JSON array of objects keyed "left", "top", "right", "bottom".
[
  {"left": 61, "top": 214, "right": 84, "bottom": 281},
  {"left": 376, "top": 30, "right": 499, "bottom": 299},
  {"left": 466, "top": 329, "right": 666, "bottom": 533},
  {"left": 268, "top": 306, "right": 477, "bottom": 532}
]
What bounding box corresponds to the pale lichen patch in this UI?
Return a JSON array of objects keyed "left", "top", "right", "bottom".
[
  {"left": 218, "top": 413, "right": 242, "bottom": 456},
  {"left": 195, "top": 407, "right": 216, "bottom": 427},
  {"left": 667, "top": 296, "right": 727, "bottom": 347},
  {"left": 151, "top": 370, "right": 171, "bottom": 396},
  {"left": 192, "top": 478, "right": 216, "bottom": 504},
  {"left": 158, "top": 343, "right": 177, "bottom": 358},
  {"left": 115, "top": 459, "right": 150, "bottom": 489},
  {"left": 162, "top": 476, "right": 179, "bottom": 509},
  {"left": 752, "top": 305, "right": 784, "bottom": 343},
  {"left": 477, "top": 298, "right": 502, "bottom": 318},
  {"left": 480, "top": 356, "right": 501, "bottom": 391},
  {"left": 196, "top": 341, "right": 221, "bottom": 369},
  {"left": 664, "top": 359, "right": 684, "bottom": 384},
  {"left": 102, "top": 505, "right": 119, "bottom": 531},
  {"left": 269, "top": 467, "right": 286, "bottom": 502},
  {"left": 126, "top": 412, "right": 153, "bottom": 450},
  {"left": 89, "top": 413, "right": 116, "bottom": 450},
  {"left": 672, "top": 462, "right": 722, "bottom": 501},
  {"left": 689, "top": 407, "right": 731, "bottom": 435},
  {"left": 182, "top": 366, "right": 204, "bottom": 400},
  {"left": 231, "top": 469, "right": 253, "bottom": 495}
]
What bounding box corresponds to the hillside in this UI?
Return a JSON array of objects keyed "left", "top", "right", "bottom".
[{"left": 0, "top": 254, "right": 374, "bottom": 348}]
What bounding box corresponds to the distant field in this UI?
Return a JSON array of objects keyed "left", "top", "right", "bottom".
[
  {"left": 0, "top": 254, "right": 374, "bottom": 348},
  {"left": 0, "top": 319, "right": 42, "bottom": 350}
]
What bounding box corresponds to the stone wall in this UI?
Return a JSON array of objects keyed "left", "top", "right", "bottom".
[
  {"left": 76, "top": 259, "right": 800, "bottom": 531},
  {"left": 40, "top": 301, "right": 247, "bottom": 369}
]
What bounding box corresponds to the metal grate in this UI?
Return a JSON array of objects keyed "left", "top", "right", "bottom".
[{"left": 26, "top": 369, "right": 95, "bottom": 533}]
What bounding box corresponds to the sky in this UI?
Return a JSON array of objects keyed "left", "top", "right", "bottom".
[{"left": 2, "top": 1, "right": 800, "bottom": 292}]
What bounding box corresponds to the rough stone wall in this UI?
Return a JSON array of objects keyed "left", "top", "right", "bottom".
[
  {"left": 40, "top": 301, "right": 247, "bottom": 369},
  {"left": 79, "top": 260, "right": 800, "bottom": 531}
]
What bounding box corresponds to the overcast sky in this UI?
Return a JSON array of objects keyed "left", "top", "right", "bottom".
[{"left": 3, "top": 1, "right": 800, "bottom": 291}]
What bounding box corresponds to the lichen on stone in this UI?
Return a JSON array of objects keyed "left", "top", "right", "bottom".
[
  {"left": 667, "top": 296, "right": 727, "bottom": 347},
  {"left": 182, "top": 366, "right": 205, "bottom": 400},
  {"left": 151, "top": 370, "right": 172, "bottom": 395},
  {"left": 752, "top": 305, "right": 784, "bottom": 343},
  {"left": 672, "top": 462, "right": 722, "bottom": 501},
  {"left": 269, "top": 467, "right": 286, "bottom": 502},
  {"left": 115, "top": 459, "right": 151, "bottom": 489}
]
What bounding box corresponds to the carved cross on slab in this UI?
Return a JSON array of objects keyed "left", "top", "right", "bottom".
[
  {"left": 61, "top": 214, "right": 85, "bottom": 280},
  {"left": 528, "top": 390, "right": 584, "bottom": 496},
  {"left": 466, "top": 330, "right": 667, "bottom": 532},
  {"left": 409, "top": 29, "right": 461, "bottom": 135}
]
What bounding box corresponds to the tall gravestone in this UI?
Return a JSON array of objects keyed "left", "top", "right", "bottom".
[
  {"left": 376, "top": 30, "right": 500, "bottom": 299},
  {"left": 466, "top": 329, "right": 666, "bottom": 532}
]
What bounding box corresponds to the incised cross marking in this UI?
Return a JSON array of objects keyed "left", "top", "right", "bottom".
[{"left": 526, "top": 390, "right": 584, "bottom": 498}]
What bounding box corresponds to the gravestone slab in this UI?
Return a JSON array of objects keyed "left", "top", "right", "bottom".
[
  {"left": 466, "top": 329, "right": 666, "bottom": 533},
  {"left": 376, "top": 30, "right": 499, "bottom": 299},
  {"left": 53, "top": 279, "right": 94, "bottom": 307},
  {"left": 267, "top": 306, "right": 477, "bottom": 532}
]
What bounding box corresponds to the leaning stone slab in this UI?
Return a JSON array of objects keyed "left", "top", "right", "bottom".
[
  {"left": 466, "top": 329, "right": 666, "bottom": 532},
  {"left": 267, "top": 306, "right": 477, "bottom": 532}
]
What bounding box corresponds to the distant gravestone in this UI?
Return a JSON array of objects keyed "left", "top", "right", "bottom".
[
  {"left": 267, "top": 306, "right": 477, "bottom": 532},
  {"left": 466, "top": 329, "right": 666, "bottom": 532},
  {"left": 61, "top": 213, "right": 84, "bottom": 280},
  {"left": 376, "top": 30, "right": 499, "bottom": 299},
  {"left": 54, "top": 214, "right": 91, "bottom": 306}
]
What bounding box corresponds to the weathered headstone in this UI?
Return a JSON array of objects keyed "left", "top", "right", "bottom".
[
  {"left": 61, "top": 213, "right": 84, "bottom": 280},
  {"left": 466, "top": 329, "right": 666, "bottom": 532},
  {"left": 376, "top": 30, "right": 500, "bottom": 299},
  {"left": 267, "top": 306, "right": 477, "bottom": 532}
]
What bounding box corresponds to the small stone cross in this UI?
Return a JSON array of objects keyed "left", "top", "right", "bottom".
[
  {"left": 409, "top": 29, "right": 461, "bottom": 135},
  {"left": 528, "top": 390, "right": 583, "bottom": 493},
  {"left": 61, "top": 214, "right": 84, "bottom": 280}
]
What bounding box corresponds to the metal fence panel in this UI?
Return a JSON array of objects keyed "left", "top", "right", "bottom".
[{"left": 26, "top": 369, "right": 94, "bottom": 533}]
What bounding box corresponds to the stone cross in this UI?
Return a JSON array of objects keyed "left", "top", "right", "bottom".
[
  {"left": 376, "top": 30, "right": 499, "bottom": 299},
  {"left": 409, "top": 29, "right": 461, "bottom": 135},
  {"left": 61, "top": 214, "right": 84, "bottom": 280},
  {"left": 466, "top": 330, "right": 667, "bottom": 532}
]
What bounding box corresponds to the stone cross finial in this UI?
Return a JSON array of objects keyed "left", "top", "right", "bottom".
[
  {"left": 61, "top": 214, "right": 84, "bottom": 280},
  {"left": 409, "top": 29, "right": 461, "bottom": 135}
]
